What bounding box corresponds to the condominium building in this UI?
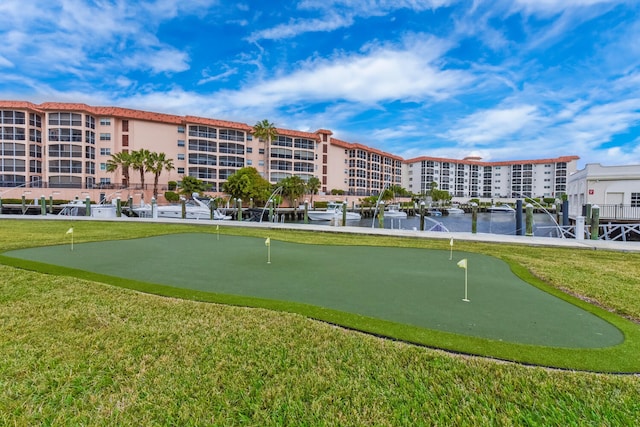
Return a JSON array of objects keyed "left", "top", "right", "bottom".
[
  {"left": 403, "top": 155, "right": 579, "bottom": 199},
  {"left": 0, "top": 101, "right": 578, "bottom": 202}
]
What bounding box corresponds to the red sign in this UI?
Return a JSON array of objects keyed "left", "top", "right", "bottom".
[{"left": 588, "top": 189, "right": 594, "bottom": 195}]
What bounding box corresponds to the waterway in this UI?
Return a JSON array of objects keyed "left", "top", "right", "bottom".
[{"left": 303, "top": 212, "right": 562, "bottom": 237}]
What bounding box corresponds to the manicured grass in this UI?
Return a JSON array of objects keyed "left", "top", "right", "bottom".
[{"left": 1, "top": 219, "right": 640, "bottom": 424}]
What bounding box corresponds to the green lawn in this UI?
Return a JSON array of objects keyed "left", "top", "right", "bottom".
[{"left": 1, "top": 219, "right": 640, "bottom": 425}]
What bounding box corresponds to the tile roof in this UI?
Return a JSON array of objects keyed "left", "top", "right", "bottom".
[
  {"left": 405, "top": 155, "right": 580, "bottom": 166},
  {"left": 274, "top": 128, "right": 319, "bottom": 140},
  {"left": 330, "top": 138, "right": 403, "bottom": 161},
  {"left": 185, "top": 115, "right": 252, "bottom": 131}
]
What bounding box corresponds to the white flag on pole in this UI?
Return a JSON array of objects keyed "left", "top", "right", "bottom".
[
  {"left": 265, "top": 237, "right": 271, "bottom": 247},
  {"left": 66, "top": 227, "right": 73, "bottom": 235},
  {"left": 457, "top": 258, "right": 467, "bottom": 269}
]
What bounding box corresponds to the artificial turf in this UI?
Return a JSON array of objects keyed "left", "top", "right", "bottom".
[{"left": 5, "top": 233, "right": 622, "bottom": 348}]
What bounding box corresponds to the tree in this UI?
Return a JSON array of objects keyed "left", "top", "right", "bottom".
[
  {"left": 146, "top": 152, "right": 175, "bottom": 199},
  {"left": 279, "top": 175, "right": 306, "bottom": 206},
  {"left": 179, "top": 175, "right": 208, "bottom": 196},
  {"left": 306, "top": 176, "right": 321, "bottom": 205},
  {"left": 131, "top": 149, "right": 151, "bottom": 189},
  {"left": 222, "top": 167, "right": 272, "bottom": 205},
  {"left": 252, "top": 119, "right": 277, "bottom": 183},
  {"left": 105, "top": 151, "right": 132, "bottom": 188}
]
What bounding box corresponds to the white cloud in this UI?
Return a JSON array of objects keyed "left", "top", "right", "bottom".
[
  {"left": 442, "top": 105, "right": 541, "bottom": 144},
  {"left": 0, "top": 55, "right": 13, "bottom": 68},
  {"left": 248, "top": 13, "right": 354, "bottom": 41},
  {"left": 512, "top": 0, "right": 628, "bottom": 16},
  {"left": 0, "top": 0, "right": 210, "bottom": 79},
  {"left": 198, "top": 67, "right": 239, "bottom": 85},
  {"left": 249, "top": 0, "right": 455, "bottom": 41},
  {"left": 220, "top": 35, "right": 472, "bottom": 107}
]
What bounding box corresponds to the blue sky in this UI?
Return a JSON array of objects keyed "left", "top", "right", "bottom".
[{"left": 1, "top": 0, "right": 639, "bottom": 167}]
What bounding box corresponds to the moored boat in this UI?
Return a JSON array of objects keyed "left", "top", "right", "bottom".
[
  {"left": 307, "top": 202, "right": 361, "bottom": 221},
  {"left": 487, "top": 204, "right": 516, "bottom": 213}
]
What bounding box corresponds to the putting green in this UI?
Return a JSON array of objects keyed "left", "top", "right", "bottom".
[{"left": 5, "top": 233, "right": 622, "bottom": 348}]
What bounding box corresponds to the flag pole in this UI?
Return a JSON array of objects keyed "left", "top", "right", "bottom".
[
  {"left": 265, "top": 236, "right": 271, "bottom": 264},
  {"left": 66, "top": 227, "right": 74, "bottom": 251},
  {"left": 463, "top": 267, "right": 469, "bottom": 302},
  {"left": 457, "top": 258, "right": 469, "bottom": 302},
  {"left": 216, "top": 224, "right": 219, "bottom": 241},
  {"left": 449, "top": 237, "right": 453, "bottom": 260}
]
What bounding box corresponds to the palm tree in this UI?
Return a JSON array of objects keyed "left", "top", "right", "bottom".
[
  {"left": 252, "top": 119, "right": 278, "bottom": 183},
  {"left": 280, "top": 175, "right": 306, "bottom": 206},
  {"left": 105, "top": 151, "right": 132, "bottom": 188},
  {"left": 146, "top": 152, "right": 175, "bottom": 199},
  {"left": 130, "top": 149, "right": 151, "bottom": 189},
  {"left": 306, "top": 176, "right": 321, "bottom": 206}
]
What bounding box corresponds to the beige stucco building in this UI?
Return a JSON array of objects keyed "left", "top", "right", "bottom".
[{"left": 1, "top": 100, "right": 579, "bottom": 205}]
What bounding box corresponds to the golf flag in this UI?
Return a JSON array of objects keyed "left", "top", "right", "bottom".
[
  {"left": 458, "top": 258, "right": 469, "bottom": 302},
  {"left": 66, "top": 227, "right": 74, "bottom": 251},
  {"left": 450, "top": 237, "right": 453, "bottom": 247},
  {"left": 216, "top": 224, "right": 219, "bottom": 231},
  {"left": 449, "top": 237, "right": 453, "bottom": 260},
  {"left": 265, "top": 237, "right": 271, "bottom": 264}
]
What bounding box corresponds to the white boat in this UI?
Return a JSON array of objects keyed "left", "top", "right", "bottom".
[
  {"left": 132, "top": 194, "right": 231, "bottom": 220},
  {"left": 307, "top": 202, "right": 361, "bottom": 221},
  {"left": 58, "top": 199, "right": 118, "bottom": 218},
  {"left": 487, "top": 204, "right": 516, "bottom": 213},
  {"left": 447, "top": 207, "right": 465, "bottom": 215},
  {"left": 384, "top": 204, "right": 407, "bottom": 219},
  {"left": 427, "top": 209, "right": 442, "bottom": 217}
]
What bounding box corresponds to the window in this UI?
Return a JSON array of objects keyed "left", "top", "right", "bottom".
[
  {"left": 177, "top": 167, "right": 185, "bottom": 174},
  {"left": 189, "top": 125, "right": 216, "bottom": 138},
  {"left": 48, "top": 144, "right": 82, "bottom": 158},
  {"left": 29, "top": 113, "right": 42, "bottom": 127},
  {"left": 122, "top": 120, "right": 129, "bottom": 132},
  {"left": 246, "top": 147, "right": 253, "bottom": 153},
  {"left": 189, "top": 139, "right": 215, "bottom": 152},
  {"left": 49, "top": 128, "right": 82, "bottom": 142},
  {"left": 85, "top": 146, "right": 95, "bottom": 159},
  {"left": 100, "top": 148, "right": 111, "bottom": 156},
  {"left": 100, "top": 163, "right": 107, "bottom": 171},
  {"left": 122, "top": 134, "right": 129, "bottom": 147},
  {"left": 219, "top": 129, "right": 245, "bottom": 142},
  {"left": 1, "top": 111, "right": 25, "bottom": 124},
  {"left": 258, "top": 148, "right": 265, "bottom": 155},
  {"left": 177, "top": 154, "right": 185, "bottom": 160},
  {"left": 85, "top": 131, "right": 95, "bottom": 144},
  {"left": 100, "top": 133, "right": 111, "bottom": 141},
  {"left": 632, "top": 193, "right": 640, "bottom": 207},
  {"left": 48, "top": 112, "right": 82, "bottom": 126},
  {"left": 48, "top": 159, "right": 82, "bottom": 173},
  {"left": 100, "top": 178, "right": 111, "bottom": 184},
  {"left": 85, "top": 161, "right": 95, "bottom": 174},
  {"left": 247, "top": 159, "right": 253, "bottom": 165},
  {"left": 85, "top": 115, "right": 95, "bottom": 129},
  {"left": 177, "top": 140, "right": 185, "bottom": 147},
  {"left": 177, "top": 125, "right": 185, "bottom": 133},
  {"left": 100, "top": 118, "right": 111, "bottom": 126},
  {"left": 1, "top": 127, "right": 26, "bottom": 140}
]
